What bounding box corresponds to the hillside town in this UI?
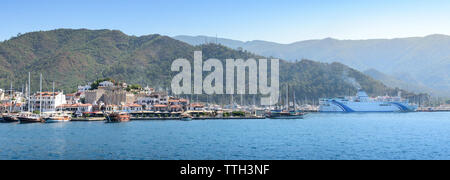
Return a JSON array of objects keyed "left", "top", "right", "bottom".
[{"left": 1, "top": 77, "right": 310, "bottom": 123}]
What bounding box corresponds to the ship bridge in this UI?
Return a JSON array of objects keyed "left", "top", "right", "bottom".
[{"left": 356, "top": 90, "right": 370, "bottom": 102}]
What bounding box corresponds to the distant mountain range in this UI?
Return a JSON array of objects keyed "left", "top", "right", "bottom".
[
  {"left": 363, "top": 69, "right": 435, "bottom": 94},
  {"left": 174, "top": 35, "right": 450, "bottom": 97},
  {"left": 0, "top": 29, "right": 403, "bottom": 104}
]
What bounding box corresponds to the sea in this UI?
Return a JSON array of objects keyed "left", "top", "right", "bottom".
[{"left": 1, "top": 112, "right": 449, "bottom": 160}]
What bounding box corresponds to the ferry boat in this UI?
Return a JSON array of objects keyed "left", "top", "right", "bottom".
[{"left": 319, "top": 90, "right": 417, "bottom": 112}]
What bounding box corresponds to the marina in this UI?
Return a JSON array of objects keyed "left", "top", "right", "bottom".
[{"left": 0, "top": 72, "right": 447, "bottom": 124}]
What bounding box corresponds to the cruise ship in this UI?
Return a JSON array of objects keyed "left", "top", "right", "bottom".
[{"left": 319, "top": 90, "right": 417, "bottom": 112}]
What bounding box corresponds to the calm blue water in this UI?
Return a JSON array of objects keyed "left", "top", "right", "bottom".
[{"left": 1, "top": 112, "right": 449, "bottom": 160}]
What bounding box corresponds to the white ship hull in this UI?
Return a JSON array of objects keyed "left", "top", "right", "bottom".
[
  {"left": 319, "top": 100, "right": 417, "bottom": 112},
  {"left": 319, "top": 90, "right": 417, "bottom": 113}
]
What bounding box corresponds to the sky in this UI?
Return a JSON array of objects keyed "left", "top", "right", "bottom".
[{"left": 2, "top": 0, "right": 450, "bottom": 43}]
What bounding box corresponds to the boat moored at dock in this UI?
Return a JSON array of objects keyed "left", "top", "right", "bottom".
[
  {"left": 1, "top": 113, "right": 19, "bottom": 122},
  {"left": 18, "top": 113, "right": 45, "bottom": 123},
  {"left": 267, "top": 110, "right": 305, "bottom": 119},
  {"left": 45, "top": 112, "right": 72, "bottom": 122},
  {"left": 106, "top": 112, "right": 131, "bottom": 122}
]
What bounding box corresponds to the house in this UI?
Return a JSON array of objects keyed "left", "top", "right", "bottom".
[
  {"left": 105, "top": 104, "right": 120, "bottom": 112},
  {"left": 0, "top": 103, "right": 23, "bottom": 113},
  {"left": 153, "top": 104, "right": 168, "bottom": 112},
  {"left": 121, "top": 104, "right": 143, "bottom": 112},
  {"left": 168, "top": 98, "right": 189, "bottom": 111},
  {"left": 65, "top": 93, "right": 81, "bottom": 104},
  {"left": 169, "top": 105, "right": 183, "bottom": 112},
  {"left": 188, "top": 103, "right": 205, "bottom": 111},
  {"left": 136, "top": 91, "right": 169, "bottom": 110},
  {"left": 78, "top": 85, "right": 91, "bottom": 92}
]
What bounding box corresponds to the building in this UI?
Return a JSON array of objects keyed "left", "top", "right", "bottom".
[
  {"left": 168, "top": 98, "right": 189, "bottom": 111},
  {"left": 29, "top": 92, "right": 67, "bottom": 112},
  {"left": 78, "top": 85, "right": 91, "bottom": 92},
  {"left": 105, "top": 104, "right": 120, "bottom": 112},
  {"left": 121, "top": 104, "right": 143, "bottom": 112},
  {"left": 0, "top": 103, "right": 23, "bottom": 113},
  {"left": 85, "top": 88, "right": 105, "bottom": 105},
  {"left": 0, "top": 89, "right": 5, "bottom": 101},
  {"left": 65, "top": 93, "right": 81, "bottom": 104},
  {"left": 99, "top": 81, "right": 114, "bottom": 87},
  {"left": 136, "top": 92, "right": 169, "bottom": 110},
  {"left": 58, "top": 103, "right": 93, "bottom": 114},
  {"left": 188, "top": 103, "right": 205, "bottom": 111},
  {"left": 152, "top": 104, "right": 168, "bottom": 112},
  {"left": 85, "top": 86, "right": 135, "bottom": 105},
  {"left": 169, "top": 105, "right": 183, "bottom": 112}
]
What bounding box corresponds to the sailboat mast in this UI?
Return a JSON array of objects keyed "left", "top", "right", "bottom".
[
  {"left": 285, "top": 85, "right": 289, "bottom": 110},
  {"left": 53, "top": 81, "right": 55, "bottom": 111},
  {"left": 40, "top": 73, "right": 42, "bottom": 115},
  {"left": 293, "top": 86, "right": 296, "bottom": 111},
  {"left": 10, "top": 80, "right": 13, "bottom": 113},
  {"left": 28, "top": 72, "right": 31, "bottom": 112}
]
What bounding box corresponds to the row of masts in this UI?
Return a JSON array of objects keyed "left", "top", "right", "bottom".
[
  {"left": 7, "top": 72, "right": 52, "bottom": 116},
  {"left": 181, "top": 84, "right": 313, "bottom": 109}
]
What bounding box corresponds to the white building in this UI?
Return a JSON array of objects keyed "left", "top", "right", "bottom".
[
  {"left": 136, "top": 92, "right": 168, "bottom": 110},
  {"left": 99, "top": 81, "right": 114, "bottom": 87},
  {"left": 29, "top": 92, "right": 67, "bottom": 112},
  {"left": 78, "top": 85, "right": 91, "bottom": 92},
  {"left": 121, "top": 104, "right": 143, "bottom": 112},
  {"left": 58, "top": 103, "right": 93, "bottom": 114}
]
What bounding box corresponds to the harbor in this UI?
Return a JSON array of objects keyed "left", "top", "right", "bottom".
[
  {"left": 0, "top": 75, "right": 313, "bottom": 123},
  {"left": 2, "top": 75, "right": 449, "bottom": 123}
]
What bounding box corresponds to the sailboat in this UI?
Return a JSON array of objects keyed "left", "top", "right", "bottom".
[
  {"left": 267, "top": 84, "right": 305, "bottom": 119},
  {"left": 19, "top": 73, "right": 45, "bottom": 123},
  {"left": 2, "top": 113, "right": 19, "bottom": 122},
  {"left": 2, "top": 79, "right": 19, "bottom": 122}
]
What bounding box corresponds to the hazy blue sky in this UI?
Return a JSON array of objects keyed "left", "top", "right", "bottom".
[{"left": 2, "top": 0, "right": 450, "bottom": 43}]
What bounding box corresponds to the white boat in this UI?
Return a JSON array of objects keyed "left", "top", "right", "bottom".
[
  {"left": 45, "top": 112, "right": 72, "bottom": 122},
  {"left": 319, "top": 90, "right": 417, "bottom": 112}
]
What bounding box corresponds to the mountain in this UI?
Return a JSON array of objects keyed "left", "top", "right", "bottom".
[
  {"left": 0, "top": 29, "right": 408, "bottom": 104},
  {"left": 363, "top": 69, "right": 437, "bottom": 94},
  {"left": 174, "top": 35, "right": 450, "bottom": 97}
]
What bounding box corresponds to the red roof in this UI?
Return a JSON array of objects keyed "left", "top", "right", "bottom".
[
  {"left": 153, "top": 104, "right": 168, "bottom": 108},
  {"left": 0, "top": 103, "right": 22, "bottom": 107},
  {"left": 34, "top": 92, "right": 61, "bottom": 97},
  {"left": 190, "top": 103, "right": 204, "bottom": 108},
  {"left": 170, "top": 105, "right": 182, "bottom": 109},
  {"left": 57, "top": 103, "right": 92, "bottom": 108},
  {"left": 122, "top": 104, "right": 142, "bottom": 107}
]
